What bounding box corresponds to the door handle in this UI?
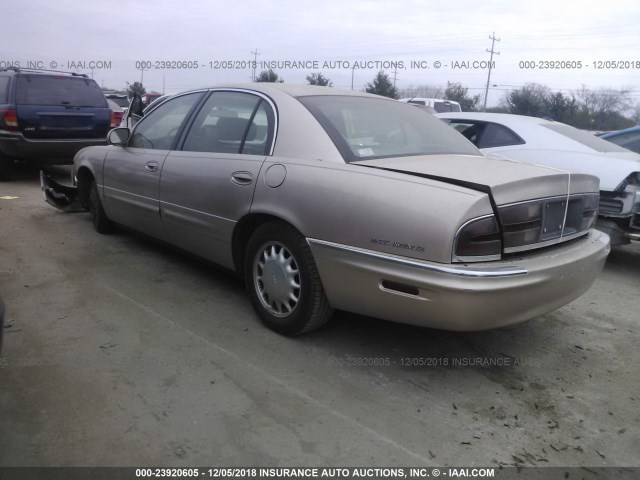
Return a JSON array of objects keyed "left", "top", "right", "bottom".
[
  {"left": 145, "top": 161, "right": 159, "bottom": 172},
  {"left": 231, "top": 171, "right": 253, "bottom": 186}
]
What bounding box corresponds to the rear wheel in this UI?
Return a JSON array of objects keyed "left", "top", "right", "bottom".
[
  {"left": 245, "top": 222, "right": 333, "bottom": 336},
  {"left": 0, "top": 154, "right": 13, "bottom": 181},
  {"left": 89, "top": 180, "right": 114, "bottom": 233}
]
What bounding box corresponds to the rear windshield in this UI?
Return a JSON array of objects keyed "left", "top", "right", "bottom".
[
  {"left": 16, "top": 75, "right": 107, "bottom": 107},
  {"left": 107, "top": 96, "right": 129, "bottom": 108},
  {"left": 542, "top": 123, "right": 630, "bottom": 153},
  {"left": 0, "top": 76, "right": 9, "bottom": 103},
  {"left": 433, "top": 101, "right": 461, "bottom": 113},
  {"left": 299, "top": 95, "right": 480, "bottom": 162}
]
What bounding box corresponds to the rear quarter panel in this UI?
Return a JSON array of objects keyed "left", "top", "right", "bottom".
[{"left": 251, "top": 157, "right": 493, "bottom": 264}]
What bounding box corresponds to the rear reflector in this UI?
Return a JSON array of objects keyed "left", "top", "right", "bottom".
[
  {"left": 381, "top": 280, "right": 420, "bottom": 296},
  {"left": 1, "top": 109, "right": 19, "bottom": 131},
  {"left": 109, "top": 110, "right": 117, "bottom": 128}
]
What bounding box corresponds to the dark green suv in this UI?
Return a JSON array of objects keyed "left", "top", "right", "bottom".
[{"left": 0, "top": 67, "right": 115, "bottom": 180}]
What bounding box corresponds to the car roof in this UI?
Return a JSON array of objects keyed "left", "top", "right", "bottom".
[
  {"left": 0, "top": 67, "right": 90, "bottom": 78},
  {"left": 180, "top": 83, "right": 387, "bottom": 100},
  {"left": 436, "top": 112, "right": 555, "bottom": 126}
]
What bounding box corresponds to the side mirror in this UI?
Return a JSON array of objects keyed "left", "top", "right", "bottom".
[{"left": 108, "top": 127, "right": 130, "bottom": 145}]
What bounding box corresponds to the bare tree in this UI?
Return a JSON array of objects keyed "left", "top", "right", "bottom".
[{"left": 573, "top": 85, "right": 634, "bottom": 130}]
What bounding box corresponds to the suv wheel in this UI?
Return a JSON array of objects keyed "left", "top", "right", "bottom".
[{"left": 0, "top": 155, "right": 13, "bottom": 181}]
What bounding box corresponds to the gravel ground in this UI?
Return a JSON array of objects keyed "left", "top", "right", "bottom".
[{"left": 0, "top": 167, "right": 638, "bottom": 471}]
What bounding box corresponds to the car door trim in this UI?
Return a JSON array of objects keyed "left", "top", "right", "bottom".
[{"left": 159, "top": 200, "right": 236, "bottom": 224}]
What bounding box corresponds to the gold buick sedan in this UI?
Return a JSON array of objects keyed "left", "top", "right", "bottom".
[{"left": 42, "top": 84, "right": 610, "bottom": 335}]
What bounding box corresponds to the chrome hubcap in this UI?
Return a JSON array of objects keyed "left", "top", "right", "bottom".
[{"left": 254, "top": 242, "right": 301, "bottom": 317}]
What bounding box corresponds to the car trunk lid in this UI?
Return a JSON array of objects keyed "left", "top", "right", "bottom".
[{"left": 354, "top": 154, "right": 599, "bottom": 204}]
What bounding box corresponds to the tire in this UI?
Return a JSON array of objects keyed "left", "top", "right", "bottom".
[
  {"left": 89, "top": 180, "right": 114, "bottom": 233},
  {"left": 245, "top": 221, "right": 333, "bottom": 336},
  {"left": 0, "top": 155, "right": 13, "bottom": 181}
]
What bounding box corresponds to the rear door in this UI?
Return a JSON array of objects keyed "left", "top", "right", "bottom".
[
  {"left": 101, "top": 91, "right": 204, "bottom": 239},
  {"left": 15, "top": 74, "right": 111, "bottom": 139},
  {"left": 159, "top": 90, "right": 276, "bottom": 269}
]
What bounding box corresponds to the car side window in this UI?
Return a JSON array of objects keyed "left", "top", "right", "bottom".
[
  {"left": 477, "top": 123, "right": 524, "bottom": 148},
  {"left": 448, "top": 121, "right": 485, "bottom": 146},
  {"left": 129, "top": 92, "right": 202, "bottom": 150},
  {"left": 182, "top": 91, "right": 273, "bottom": 155}
]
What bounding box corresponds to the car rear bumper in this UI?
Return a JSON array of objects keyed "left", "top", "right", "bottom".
[
  {"left": 40, "top": 171, "right": 85, "bottom": 212},
  {"left": 308, "top": 230, "right": 610, "bottom": 331},
  {"left": 0, "top": 131, "right": 107, "bottom": 164}
]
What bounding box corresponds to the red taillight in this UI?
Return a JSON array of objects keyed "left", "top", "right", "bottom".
[
  {"left": 109, "top": 109, "right": 117, "bottom": 128},
  {"left": 453, "top": 215, "right": 502, "bottom": 262},
  {"left": 1, "top": 109, "right": 19, "bottom": 131},
  {"left": 112, "top": 111, "right": 124, "bottom": 127}
]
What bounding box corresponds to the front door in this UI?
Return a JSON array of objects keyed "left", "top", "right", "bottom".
[{"left": 101, "top": 92, "right": 204, "bottom": 239}]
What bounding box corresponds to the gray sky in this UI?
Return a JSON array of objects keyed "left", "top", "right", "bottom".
[{"left": 3, "top": 0, "right": 639, "bottom": 106}]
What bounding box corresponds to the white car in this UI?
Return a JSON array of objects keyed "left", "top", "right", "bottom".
[
  {"left": 399, "top": 97, "right": 461, "bottom": 112},
  {"left": 437, "top": 112, "right": 640, "bottom": 245}
]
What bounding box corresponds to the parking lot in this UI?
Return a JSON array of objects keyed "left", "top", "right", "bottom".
[{"left": 0, "top": 166, "right": 638, "bottom": 468}]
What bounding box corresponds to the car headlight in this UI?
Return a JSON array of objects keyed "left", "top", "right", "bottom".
[
  {"left": 612, "top": 173, "right": 640, "bottom": 215},
  {"left": 615, "top": 172, "right": 640, "bottom": 192}
]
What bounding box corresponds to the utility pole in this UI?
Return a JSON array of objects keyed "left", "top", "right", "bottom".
[
  {"left": 351, "top": 63, "right": 357, "bottom": 90},
  {"left": 251, "top": 49, "right": 260, "bottom": 82},
  {"left": 392, "top": 66, "right": 398, "bottom": 87},
  {"left": 482, "top": 32, "right": 500, "bottom": 111}
]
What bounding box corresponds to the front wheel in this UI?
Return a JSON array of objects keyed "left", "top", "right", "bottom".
[
  {"left": 89, "top": 180, "right": 114, "bottom": 233},
  {"left": 245, "top": 222, "right": 333, "bottom": 336}
]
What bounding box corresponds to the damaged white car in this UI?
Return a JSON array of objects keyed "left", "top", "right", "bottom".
[{"left": 437, "top": 112, "right": 640, "bottom": 246}]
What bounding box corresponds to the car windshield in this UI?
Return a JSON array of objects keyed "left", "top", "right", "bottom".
[
  {"left": 299, "top": 95, "right": 479, "bottom": 162},
  {"left": 433, "top": 101, "right": 461, "bottom": 113},
  {"left": 16, "top": 75, "right": 107, "bottom": 107},
  {"left": 542, "top": 123, "right": 630, "bottom": 153}
]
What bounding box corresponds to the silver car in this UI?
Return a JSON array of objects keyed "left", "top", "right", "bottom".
[{"left": 42, "top": 84, "right": 610, "bottom": 335}]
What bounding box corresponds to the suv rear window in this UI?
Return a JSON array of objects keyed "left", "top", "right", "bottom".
[
  {"left": 107, "top": 96, "right": 129, "bottom": 108},
  {"left": 433, "top": 101, "right": 461, "bottom": 113},
  {"left": 0, "top": 77, "right": 9, "bottom": 103},
  {"left": 16, "top": 75, "right": 107, "bottom": 107}
]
